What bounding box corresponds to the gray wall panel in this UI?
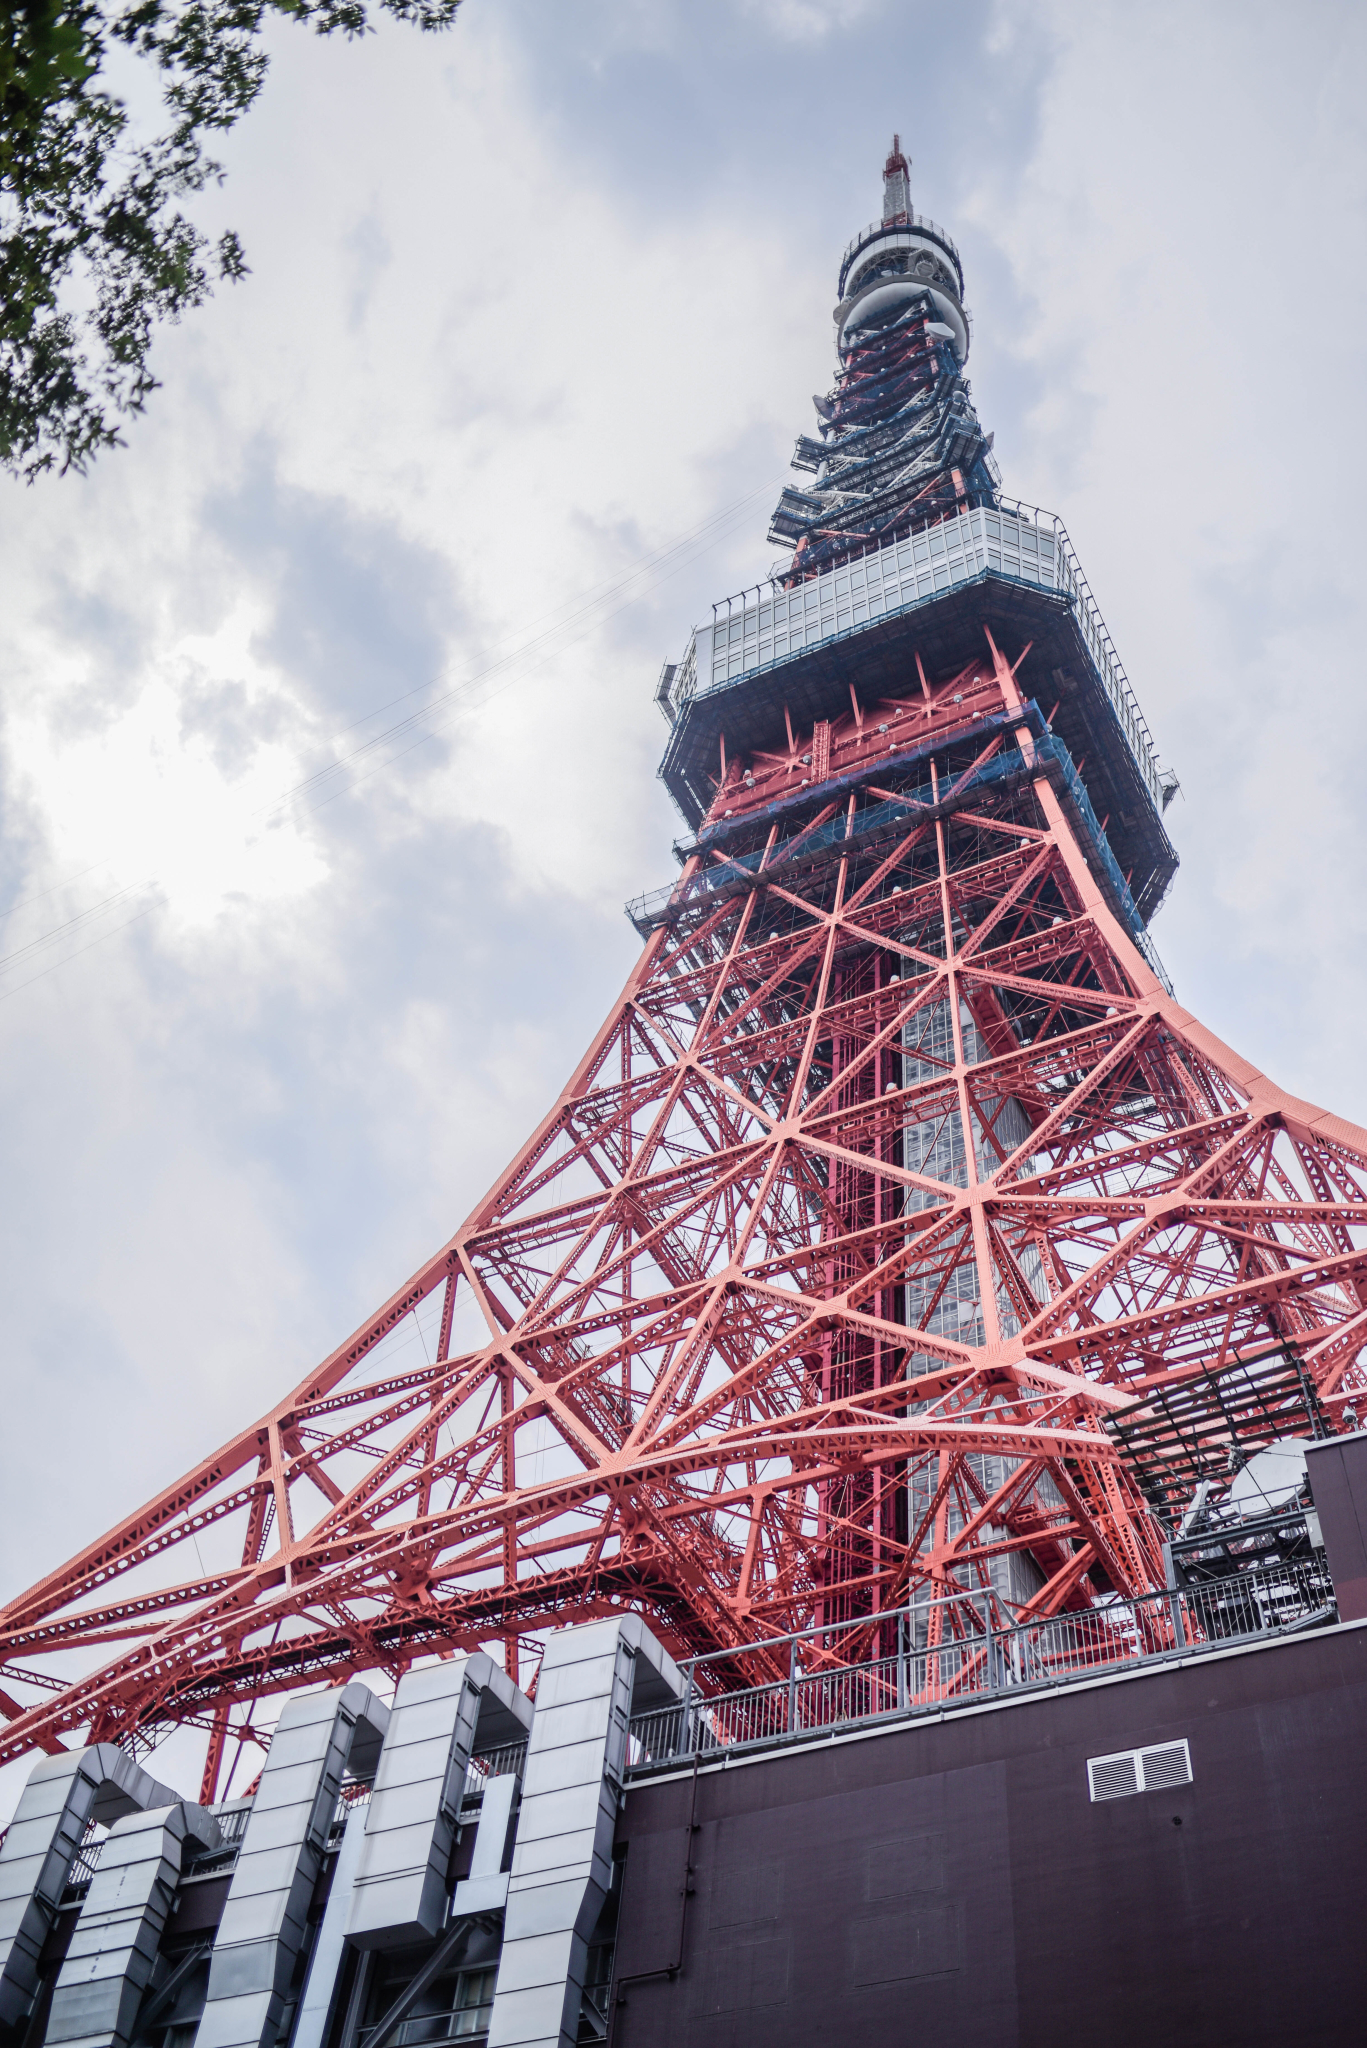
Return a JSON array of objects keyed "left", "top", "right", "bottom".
[
  {"left": 486, "top": 1616, "right": 682, "bottom": 2048},
  {"left": 47, "top": 1802, "right": 218, "bottom": 2048},
  {"left": 195, "top": 1682, "right": 388, "bottom": 2048},
  {"left": 609, "top": 1622, "right": 1367, "bottom": 2048},
  {"left": 290, "top": 1800, "right": 368, "bottom": 2048},
  {"left": 0, "top": 1747, "right": 178, "bottom": 2033}
]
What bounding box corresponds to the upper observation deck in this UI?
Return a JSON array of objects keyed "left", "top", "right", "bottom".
[{"left": 837, "top": 211, "right": 965, "bottom": 301}]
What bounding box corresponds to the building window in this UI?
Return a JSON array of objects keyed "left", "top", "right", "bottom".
[
  {"left": 577, "top": 1945, "right": 614, "bottom": 2044},
  {"left": 448, "top": 1970, "right": 496, "bottom": 2040},
  {"left": 380, "top": 1967, "right": 498, "bottom": 2047}
]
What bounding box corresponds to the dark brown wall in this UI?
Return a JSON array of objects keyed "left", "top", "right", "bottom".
[
  {"left": 611, "top": 1623, "right": 1367, "bottom": 2048},
  {"left": 1308, "top": 1434, "right": 1367, "bottom": 1622}
]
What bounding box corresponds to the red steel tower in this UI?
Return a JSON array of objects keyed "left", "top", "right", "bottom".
[{"left": 4, "top": 145, "right": 1367, "bottom": 1801}]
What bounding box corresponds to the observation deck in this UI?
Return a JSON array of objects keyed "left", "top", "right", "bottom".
[
  {"left": 657, "top": 498, "right": 1178, "bottom": 925},
  {"left": 838, "top": 210, "right": 965, "bottom": 300}
]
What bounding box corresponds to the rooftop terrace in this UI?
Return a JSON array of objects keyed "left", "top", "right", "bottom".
[{"left": 625, "top": 1559, "right": 1333, "bottom": 1778}]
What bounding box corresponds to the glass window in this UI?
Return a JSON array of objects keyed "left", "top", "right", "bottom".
[{"left": 450, "top": 1969, "right": 496, "bottom": 2038}]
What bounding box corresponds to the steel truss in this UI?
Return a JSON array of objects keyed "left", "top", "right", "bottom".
[{"left": 3, "top": 636, "right": 1366, "bottom": 1799}]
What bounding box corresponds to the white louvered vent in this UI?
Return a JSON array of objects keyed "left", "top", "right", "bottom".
[
  {"left": 1088, "top": 1752, "right": 1139, "bottom": 1801},
  {"left": 1140, "top": 1741, "right": 1193, "bottom": 1790},
  {"left": 1088, "top": 1739, "right": 1192, "bottom": 1801}
]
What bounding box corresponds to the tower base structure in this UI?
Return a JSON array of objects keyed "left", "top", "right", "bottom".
[{"left": 2, "top": 528, "right": 1366, "bottom": 1780}]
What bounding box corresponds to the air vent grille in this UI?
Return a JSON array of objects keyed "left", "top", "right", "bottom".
[
  {"left": 1140, "top": 1741, "right": 1193, "bottom": 1789},
  {"left": 1088, "top": 1739, "right": 1192, "bottom": 1801},
  {"left": 1088, "top": 1754, "right": 1138, "bottom": 1801}
]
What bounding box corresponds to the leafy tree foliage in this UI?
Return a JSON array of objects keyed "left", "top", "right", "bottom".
[{"left": 0, "top": 0, "right": 461, "bottom": 480}]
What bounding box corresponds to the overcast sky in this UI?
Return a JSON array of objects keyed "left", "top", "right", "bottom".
[{"left": 0, "top": 0, "right": 1363, "bottom": 1810}]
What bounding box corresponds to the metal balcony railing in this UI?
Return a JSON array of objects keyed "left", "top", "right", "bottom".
[
  {"left": 62, "top": 1815, "right": 106, "bottom": 1896},
  {"left": 460, "top": 1740, "right": 528, "bottom": 1804},
  {"left": 359, "top": 2013, "right": 490, "bottom": 2048},
  {"left": 673, "top": 498, "right": 1167, "bottom": 819},
  {"left": 626, "top": 1560, "right": 1334, "bottom": 1773},
  {"left": 838, "top": 215, "right": 964, "bottom": 297}
]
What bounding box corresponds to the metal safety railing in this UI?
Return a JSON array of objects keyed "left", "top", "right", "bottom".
[
  {"left": 838, "top": 214, "right": 964, "bottom": 297},
  {"left": 62, "top": 1816, "right": 106, "bottom": 1895},
  {"left": 460, "top": 1740, "right": 528, "bottom": 1803},
  {"left": 625, "top": 1560, "right": 1333, "bottom": 1772},
  {"left": 325, "top": 1779, "right": 373, "bottom": 1848},
  {"left": 213, "top": 1800, "right": 254, "bottom": 1844},
  {"left": 64, "top": 1795, "right": 254, "bottom": 1896},
  {"left": 359, "top": 2003, "right": 493, "bottom": 2048},
  {"left": 675, "top": 497, "right": 1167, "bottom": 818},
  {"left": 176, "top": 1796, "right": 259, "bottom": 1876},
  {"left": 626, "top": 780, "right": 934, "bottom": 934},
  {"left": 627, "top": 711, "right": 1171, "bottom": 988}
]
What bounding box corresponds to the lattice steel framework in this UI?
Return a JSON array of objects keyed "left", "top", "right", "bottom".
[
  {"left": 771, "top": 132, "right": 997, "bottom": 574},
  {"left": 4, "top": 153, "right": 1367, "bottom": 1803},
  {"left": 3, "top": 630, "right": 1366, "bottom": 1798}
]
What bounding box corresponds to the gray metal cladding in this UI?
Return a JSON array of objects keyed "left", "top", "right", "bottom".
[
  {"left": 345, "top": 1657, "right": 473, "bottom": 1950},
  {"left": 290, "top": 1799, "right": 369, "bottom": 2048},
  {"left": 0, "top": 1746, "right": 179, "bottom": 2032},
  {"left": 46, "top": 1801, "right": 219, "bottom": 2048},
  {"left": 487, "top": 1615, "right": 682, "bottom": 2048},
  {"left": 452, "top": 1773, "right": 519, "bottom": 1919},
  {"left": 195, "top": 1681, "right": 389, "bottom": 2048},
  {"left": 347, "top": 1651, "right": 533, "bottom": 1950},
  {"left": 0, "top": 1625, "right": 676, "bottom": 2048}
]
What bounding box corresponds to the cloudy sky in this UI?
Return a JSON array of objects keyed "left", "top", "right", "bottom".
[{"left": 0, "top": 0, "right": 1363, "bottom": 1808}]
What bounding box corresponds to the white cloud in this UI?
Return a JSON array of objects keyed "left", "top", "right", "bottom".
[{"left": 740, "top": 0, "right": 886, "bottom": 43}]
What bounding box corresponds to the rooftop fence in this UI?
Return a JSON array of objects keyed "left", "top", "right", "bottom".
[
  {"left": 626, "top": 1559, "right": 1334, "bottom": 1774},
  {"left": 838, "top": 214, "right": 964, "bottom": 296}
]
